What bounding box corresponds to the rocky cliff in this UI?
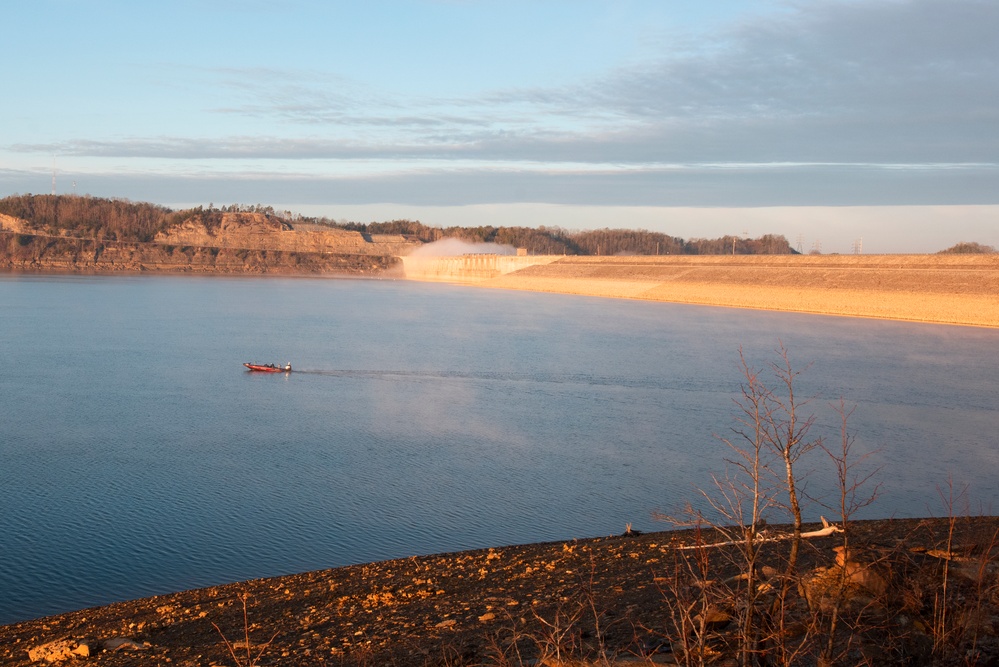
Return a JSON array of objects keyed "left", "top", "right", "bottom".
[
  {"left": 0, "top": 232, "right": 399, "bottom": 275},
  {"left": 153, "top": 212, "right": 420, "bottom": 257},
  {"left": 0, "top": 210, "right": 416, "bottom": 275}
]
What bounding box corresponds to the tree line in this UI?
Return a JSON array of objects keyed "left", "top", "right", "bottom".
[
  {"left": 334, "top": 219, "right": 796, "bottom": 255},
  {"left": 0, "top": 194, "right": 199, "bottom": 243},
  {"left": 1, "top": 194, "right": 801, "bottom": 255},
  {"left": 938, "top": 241, "right": 996, "bottom": 254}
]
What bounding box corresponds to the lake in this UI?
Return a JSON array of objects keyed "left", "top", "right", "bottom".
[{"left": 1, "top": 274, "right": 997, "bottom": 624}]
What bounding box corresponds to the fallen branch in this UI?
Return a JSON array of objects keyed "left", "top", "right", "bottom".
[{"left": 675, "top": 517, "right": 843, "bottom": 550}]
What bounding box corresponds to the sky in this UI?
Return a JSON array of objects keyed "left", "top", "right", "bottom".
[{"left": 2, "top": 0, "right": 997, "bottom": 253}]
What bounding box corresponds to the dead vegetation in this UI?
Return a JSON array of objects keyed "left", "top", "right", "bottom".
[{"left": 4, "top": 518, "right": 998, "bottom": 666}]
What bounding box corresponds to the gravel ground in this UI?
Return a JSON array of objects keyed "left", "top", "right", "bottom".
[{"left": 4, "top": 517, "right": 999, "bottom": 666}]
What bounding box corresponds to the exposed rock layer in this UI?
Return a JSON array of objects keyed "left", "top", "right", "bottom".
[
  {"left": 0, "top": 232, "right": 398, "bottom": 275},
  {"left": 0, "top": 210, "right": 415, "bottom": 274},
  {"left": 153, "top": 212, "right": 420, "bottom": 256}
]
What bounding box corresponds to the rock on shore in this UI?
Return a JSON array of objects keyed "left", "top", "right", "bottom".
[{"left": 3, "top": 517, "right": 999, "bottom": 666}]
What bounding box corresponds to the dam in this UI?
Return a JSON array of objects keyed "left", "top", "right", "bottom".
[
  {"left": 399, "top": 253, "right": 561, "bottom": 282},
  {"left": 398, "top": 253, "right": 999, "bottom": 327}
]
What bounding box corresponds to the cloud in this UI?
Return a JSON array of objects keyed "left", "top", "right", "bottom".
[
  {"left": 5, "top": 0, "right": 996, "bottom": 209},
  {"left": 151, "top": 0, "right": 999, "bottom": 167},
  {"left": 3, "top": 163, "right": 996, "bottom": 208},
  {"left": 12, "top": 0, "right": 998, "bottom": 167},
  {"left": 8, "top": 137, "right": 399, "bottom": 160},
  {"left": 562, "top": 0, "right": 999, "bottom": 163}
]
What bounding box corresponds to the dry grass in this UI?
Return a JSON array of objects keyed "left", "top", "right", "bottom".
[{"left": 473, "top": 255, "right": 999, "bottom": 327}]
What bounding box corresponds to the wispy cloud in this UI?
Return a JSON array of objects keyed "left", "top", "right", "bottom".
[
  {"left": 5, "top": 0, "right": 997, "bottom": 209},
  {"left": 4, "top": 162, "right": 995, "bottom": 208},
  {"left": 139, "top": 0, "right": 996, "bottom": 167},
  {"left": 556, "top": 0, "right": 999, "bottom": 163}
]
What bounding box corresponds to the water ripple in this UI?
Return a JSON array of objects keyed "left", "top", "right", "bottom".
[{"left": 1, "top": 275, "right": 997, "bottom": 623}]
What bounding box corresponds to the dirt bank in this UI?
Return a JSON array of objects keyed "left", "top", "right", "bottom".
[
  {"left": 3, "top": 517, "right": 998, "bottom": 666},
  {"left": 473, "top": 255, "right": 999, "bottom": 327}
]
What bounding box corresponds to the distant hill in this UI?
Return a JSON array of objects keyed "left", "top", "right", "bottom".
[
  {"left": 339, "top": 217, "right": 797, "bottom": 256},
  {"left": 0, "top": 195, "right": 408, "bottom": 274},
  {"left": 0, "top": 194, "right": 798, "bottom": 258},
  {"left": 0, "top": 194, "right": 179, "bottom": 242}
]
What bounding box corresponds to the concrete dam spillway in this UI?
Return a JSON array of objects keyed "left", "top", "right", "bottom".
[{"left": 399, "top": 253, "right": 562, "bottom": 282}]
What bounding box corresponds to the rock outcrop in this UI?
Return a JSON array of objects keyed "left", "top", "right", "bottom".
[
  {"left": 0, "top": 210, "right": 416, "bottom": 275},
  {"left": 0, "top": 232, "right": 399, "bottom": 275},
  {"left": 153, "top": 212, "right": 420, "bottom": 257}
]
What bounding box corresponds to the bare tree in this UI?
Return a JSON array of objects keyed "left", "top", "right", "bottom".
[
  {"left": 816, "top": 399, "right": 883, "bottom": 665},
  {"left": 761, "top": 342, "right": 821, "bottom": 573}
]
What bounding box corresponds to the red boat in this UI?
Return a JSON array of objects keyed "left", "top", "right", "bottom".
[{"left": 244, "top": 363, "right": 292, "bottom": 372}]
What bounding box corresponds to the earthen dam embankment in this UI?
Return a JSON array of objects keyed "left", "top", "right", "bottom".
[{"left": 401, "top": 253, "right": 999, "bottom": 328}]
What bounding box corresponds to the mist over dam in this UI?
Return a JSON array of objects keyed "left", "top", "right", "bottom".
[{"left": 399, "top": 252, "right": 561, "bottom": 281}]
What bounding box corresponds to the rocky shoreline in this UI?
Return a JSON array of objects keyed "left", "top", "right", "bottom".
[{"left": 4, "top": 516, "right": 999, "bottom": 666}]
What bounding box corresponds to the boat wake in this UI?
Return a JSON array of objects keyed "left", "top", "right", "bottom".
[{"left": 285, "top": 368, "right": 661, "bottom": 390}]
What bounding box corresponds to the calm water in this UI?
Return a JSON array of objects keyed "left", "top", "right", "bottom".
[{"left": 1, "top": 274, "right": 997, "bottom": 624}]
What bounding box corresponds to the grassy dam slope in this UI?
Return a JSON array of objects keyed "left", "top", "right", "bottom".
[{"left": 402, "top": 254, "right": 999, "bottom": 328}]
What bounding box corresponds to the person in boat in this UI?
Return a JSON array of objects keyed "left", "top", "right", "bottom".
[{"left": 284, "top": 363, "right": 292, "bottom": 371}]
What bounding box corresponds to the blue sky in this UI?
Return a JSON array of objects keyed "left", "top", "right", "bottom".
[{"left": 3, "top": 0, "right": 997, "bottom": 253}]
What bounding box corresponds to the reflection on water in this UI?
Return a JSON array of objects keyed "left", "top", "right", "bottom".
[{"left": 0, "top": 274, "right": 997, "bottom": 624}]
